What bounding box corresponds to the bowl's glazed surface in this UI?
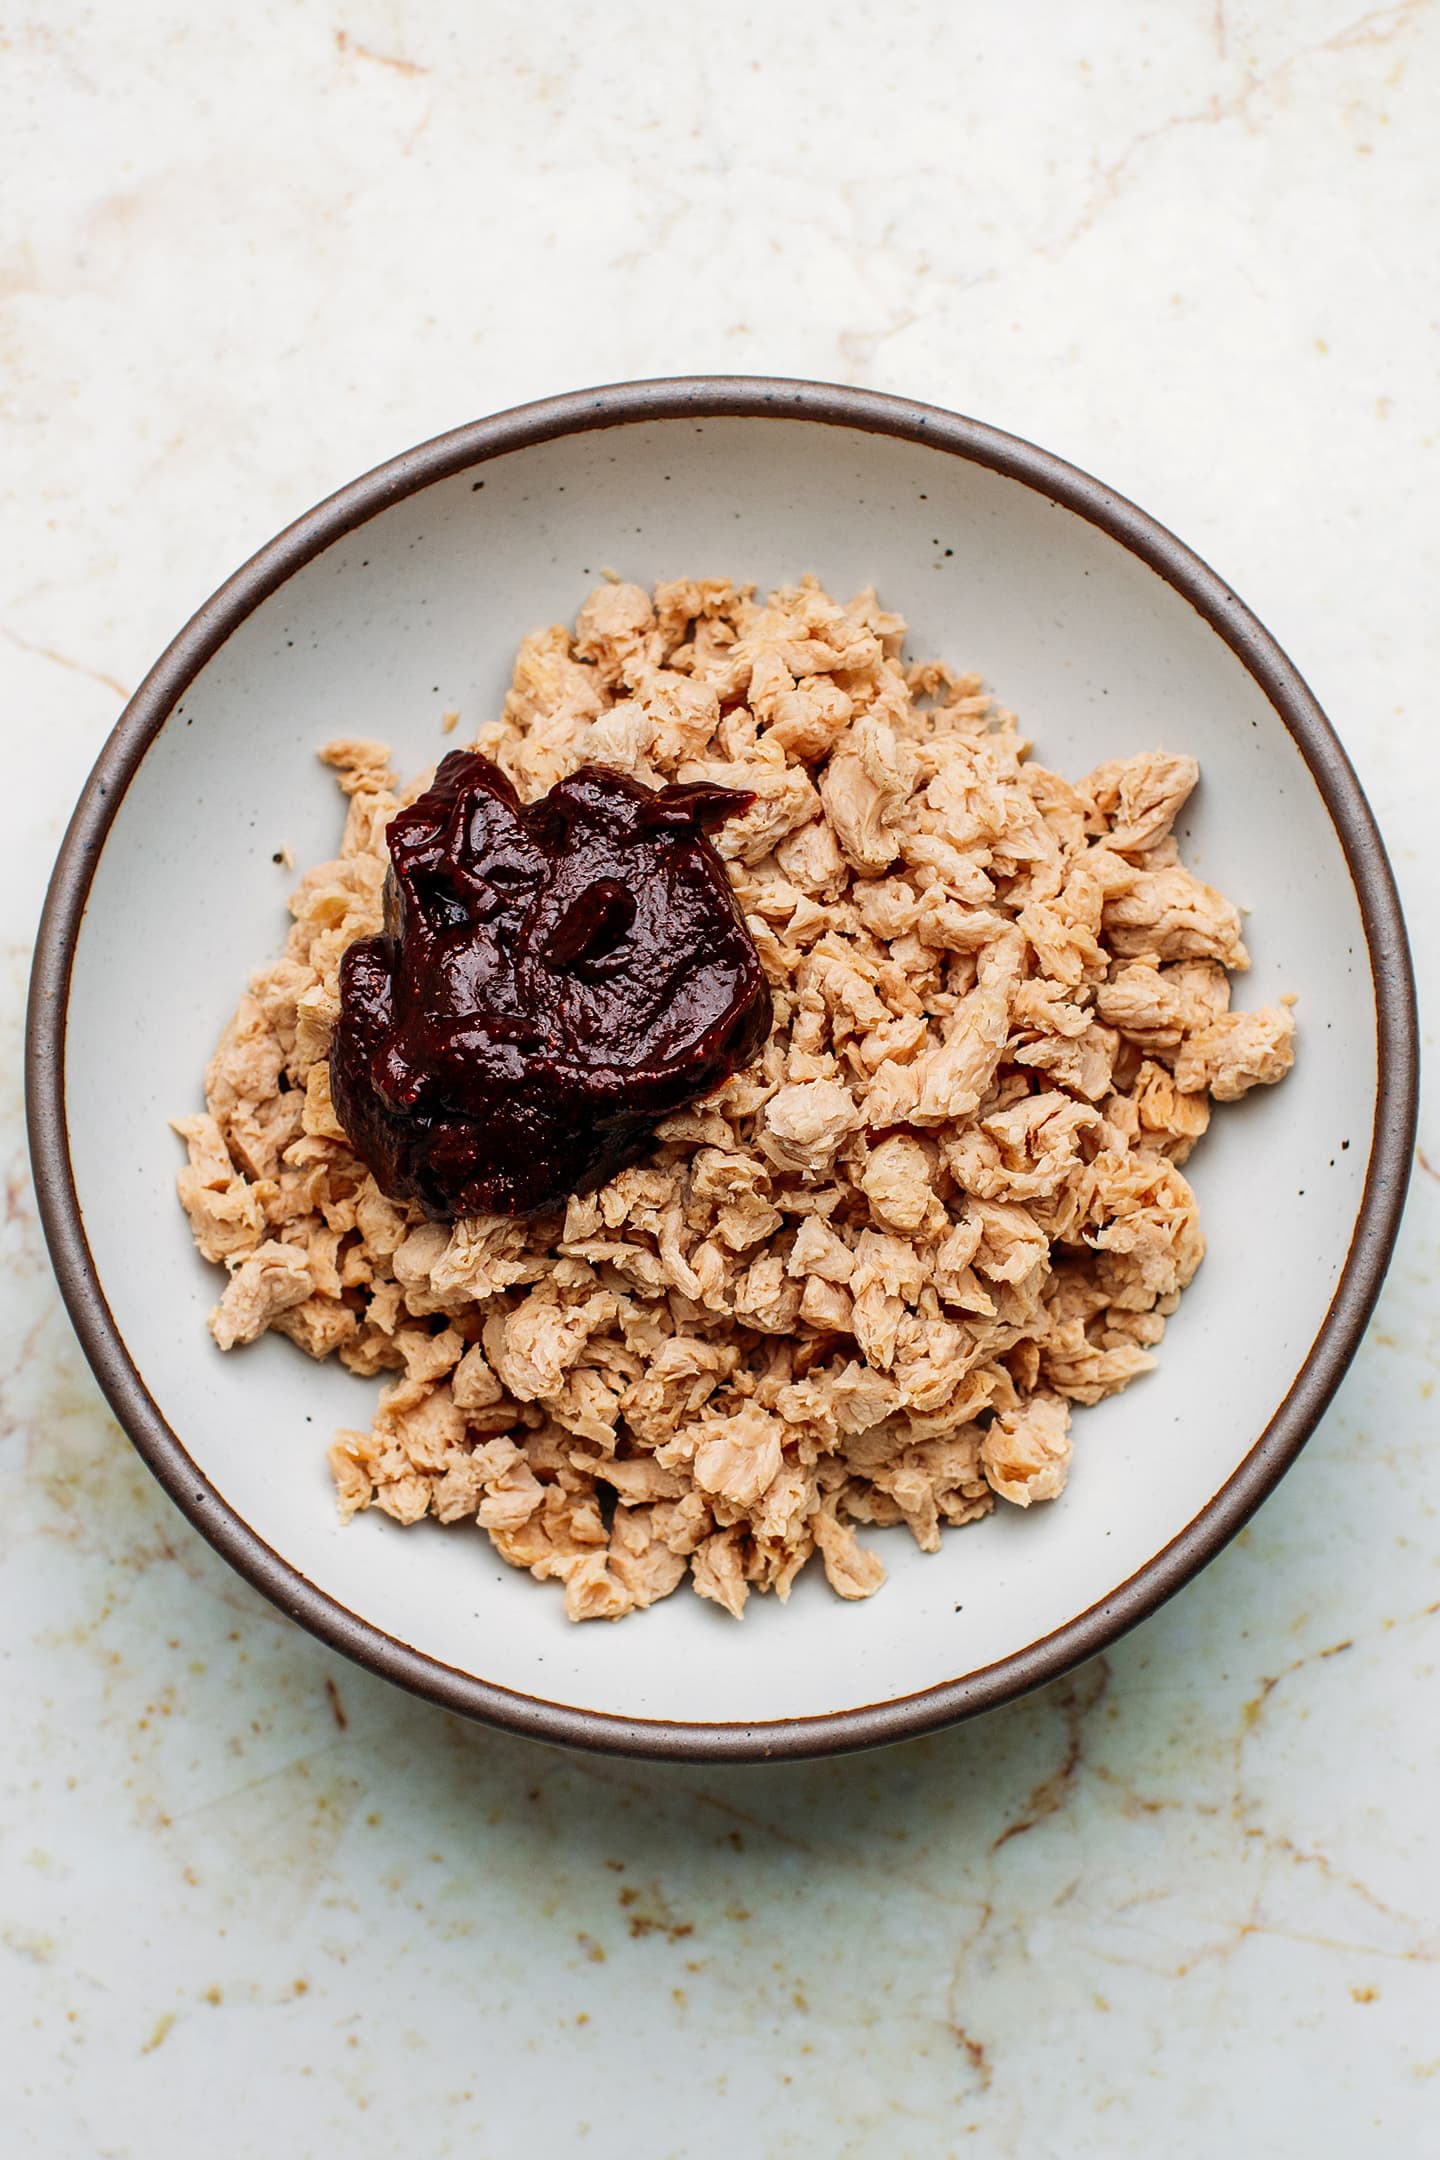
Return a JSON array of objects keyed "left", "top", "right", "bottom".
[{"left": 27, "top": 380, "right": 1417, "bottom": 1758}]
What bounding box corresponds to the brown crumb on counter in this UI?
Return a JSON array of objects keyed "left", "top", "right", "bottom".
[{"left": 175, "top": 577, "right": 1295, "bottom": 1620}]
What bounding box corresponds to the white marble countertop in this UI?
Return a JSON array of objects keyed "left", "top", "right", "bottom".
[{"left": 4, "top": 3, "right": 1437, "bottom": 2152}]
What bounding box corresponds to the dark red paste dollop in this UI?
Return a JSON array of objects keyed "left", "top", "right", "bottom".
[{"left": 329, "top": 751, "right": 772, "bottom": 1219}]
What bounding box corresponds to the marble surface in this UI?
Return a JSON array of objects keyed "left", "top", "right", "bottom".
[{"left": 3, "top": 2, "right": 1438, "bottom": 2152}]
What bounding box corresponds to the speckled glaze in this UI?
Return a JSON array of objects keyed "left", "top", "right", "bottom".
[{"left": 26, "top": 382, "right": 1416, "bottom": 1759}]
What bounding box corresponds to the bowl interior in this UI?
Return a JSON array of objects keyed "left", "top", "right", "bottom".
[{"left": 60, "top": 413, "right": 1376, "bottom": 1731}]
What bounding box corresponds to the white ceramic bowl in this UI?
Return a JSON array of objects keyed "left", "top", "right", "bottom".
[{"left": 27, "top": 380, "right": 1417, "bottom": 1760}]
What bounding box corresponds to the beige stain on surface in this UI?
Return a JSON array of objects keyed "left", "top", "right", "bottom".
[
  {"left": 991, "top": 1659, "right": 1111, "bottom": 1852},
  {"left": 0, "top": 626, "right": 129, "bottom": 699},
  {"left": 334, "top": 27, "right": 429, "bottom": 76},
  {"left": 140, "top": 2011, "right": 175, "bottom": 2054},
  {"left": 1051, "top": 0, "right": 1433, "bottom": 262}
]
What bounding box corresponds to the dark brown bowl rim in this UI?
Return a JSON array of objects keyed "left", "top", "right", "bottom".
[{"left": 25, "top": 376, "right": 1419, "bottom": 1762}]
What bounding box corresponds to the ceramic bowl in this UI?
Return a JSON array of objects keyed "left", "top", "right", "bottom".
[{"left": 27, "top": 379, "right": 1418, "bottom": 1760}]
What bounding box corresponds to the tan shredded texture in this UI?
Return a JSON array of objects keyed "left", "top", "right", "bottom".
[{"left": 175, "top": 576, "right": 1296, "bottom": 1622}]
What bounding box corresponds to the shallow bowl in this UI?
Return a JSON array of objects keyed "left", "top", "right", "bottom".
[{"left": 27, "top": 378, "right": 1418, "bottom": 1759}]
